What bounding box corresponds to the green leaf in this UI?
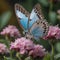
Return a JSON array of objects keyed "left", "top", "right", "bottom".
[
  {"left": 0, "top": 38, "right": 10, "bottom": 47},
  {"left": 49, "top": 11, "right": 57, "bottom": 25},
  {"left": 57, "top": 15, "right": 60, "bottom": 20},
  {"left": 25, "top": 56, "right": 33, "bottom": 60},
  {"left": 0, "top": 11, "right": 11, "bottom": 29},
  {"left": 38, "top": 0, "right": 49, "bottom": 7},
  {"left": 54, "top": 53, "right": 60, "bottom": 60},
  {"left": 43, "top": 53, "right": 51, "bottom": 60},
  {"left": 55, "top": 42, "right": 60, "bottom": 53},
  {"left": 0, "top": 16, "right": 1, "bottom": 28},
  {"left": 0, "top": 39, "right": 6, "bottom": 43},
  {"left": 4, "top": 56, "right": 15, "bottom": 60}
]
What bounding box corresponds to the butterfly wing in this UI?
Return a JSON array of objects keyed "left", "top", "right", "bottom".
[
  {"left": 30, "top": 20, "right": 49, "bottom": 40},
  {"left": 15, "top": 4, "right": 29, "bottom": 31},
  {"left": 29, "top": 3, "right": 44, "bottom": 29}
]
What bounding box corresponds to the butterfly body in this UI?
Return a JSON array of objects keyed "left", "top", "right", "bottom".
[{"left": 15, "top": 3, "right": 49, "bottom": 40}]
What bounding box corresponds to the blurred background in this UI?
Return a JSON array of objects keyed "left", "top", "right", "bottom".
[{"left": 0, "top": 0, "right": 60, "bottom": 53}]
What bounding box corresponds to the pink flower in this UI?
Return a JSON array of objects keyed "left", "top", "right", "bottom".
[
  {"left": 0, "top": 25, "right": 21, "bottom": 38},
  {"left": 29, "top": 44, "right": 46, "bottom": 57},
  {"left": 0, "top": 43, "right": 8, "bottom": 54},
  {"left": 10, "top": 37, "right": 46, "bottom": 57},
  {"left": 43, "top": 25, "right": 60, "bottom": 40},
  {"left": 10, "top": 37, "right": 34, "bottom": 54},
  {"left": 55, "top": 29, "right": 60, "bottom": 39}
]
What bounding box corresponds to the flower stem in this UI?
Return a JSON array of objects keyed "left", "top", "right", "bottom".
[
  {"left": 16, "top": 52, "right": 22, "bottom": 60},
  {"left": 49, "top": 0, "right": 53, "bottom": 11},
  {"left": 51, "top": 43, "right": 54, "bottom": 60},
  {"left": 5, "top": 35, "right": 10, "bottom": 48}
]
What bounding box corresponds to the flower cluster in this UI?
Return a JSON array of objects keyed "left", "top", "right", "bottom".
[
  {"left": 29, "top": 44, "right": 46, "bottom": 57},
  {"left": 0, "top": 25, "right": 21, "bottom": 38},
  {"left": 10, "top": 37, "right": 46, "bottom": 57},
  {"left": 0, "top": 43, "right": 8, "bottom": 54},
  {"left": 10, "top": 37, "right": 34, "bottom": 54},
  {"left": 43, "top": 26, "right": 60, "bottom": 40}
]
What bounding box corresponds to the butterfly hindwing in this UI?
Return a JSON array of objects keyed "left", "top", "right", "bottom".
[
  {"left": 30, "top": 20, "right": 48, "bottom": 40},
  {"left": 15, "top": 4, "right": 29, "bottom": 31}
]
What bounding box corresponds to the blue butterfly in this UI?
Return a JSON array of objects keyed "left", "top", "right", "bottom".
[{"left": 15, "top": 3, "right": 48, "bottom": 40}]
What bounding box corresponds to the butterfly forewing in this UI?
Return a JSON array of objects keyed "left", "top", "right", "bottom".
[
  {"left": 29, "top": 3, "right": 44, "bottom": 29},
  {"left": 15, "top": 4, "right": 30, "bottom": 31},
  {"left": 34, "top": 3, "right": 44, "bottom": 20}
]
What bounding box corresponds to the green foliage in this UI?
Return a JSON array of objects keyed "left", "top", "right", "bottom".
[
  {"left": 54, "top": 54, "right": 60, "bottom": 60},
  {"left": 55, "top": 42, "right": 60, "bottom": 53},
  {"left": 38, "top": 0, "right": 49, "bottom": 7},
  {"left": 49, "top": 11, "right": 57, "bottom": 25},
  {"left": 0, "top": 11, "right": 11, "bottom": 30},
  {"left": 0, "top": 39, "right": 6, "bottom": 43},
  {"left": 4, "top": 56, "right": 15, "bottom": 60},
  {"left": 25, "top": 56, "right": 33, "bottom": 60},
  {"left": 43, "top": 53, "right": 51, "bottom": 60}
]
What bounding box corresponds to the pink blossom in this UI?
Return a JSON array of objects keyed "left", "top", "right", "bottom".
[
  {"left": 0, "top": 25, "right": 21, "bottom": 38},
  {"left": 10, "top": 37, "right": 46, "bottom": 57},
  {"left": 55, "top": 29, "right": 60, "bottom": 39},
  {"left": 29, "top": 44, "right": 46, "bottom": 57},
  {"left": 10, "top": 37, "right": 34, "bottom": 54},
  {"left": 0, "top": 43, "right": 8, "bottom": 54},
  {"left": 43, "top": 26, "right": 60, "bottom": 40}
]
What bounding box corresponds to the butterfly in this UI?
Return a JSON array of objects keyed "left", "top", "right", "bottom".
[{"left": 15, "top": 3, "right": 49, "bottom": 40}]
